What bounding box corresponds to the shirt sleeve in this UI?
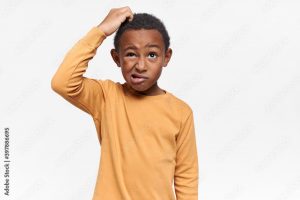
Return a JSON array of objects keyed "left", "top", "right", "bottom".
[
  {"left": 174, "top": 110, "right": 199, "bottom": 200},
  {"left": 51, "top": 26, "right": 109, "bottom": 118}
]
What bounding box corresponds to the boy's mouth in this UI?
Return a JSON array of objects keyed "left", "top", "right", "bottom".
[
  {"left": 131, "top": 73, "right": 148, "bottom": 78},
  {"left": 131, "top": 73, "right": 148, "bottom": 84}
]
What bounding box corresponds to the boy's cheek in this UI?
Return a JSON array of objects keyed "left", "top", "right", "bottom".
[{"left": 121, "top": 58, "right": 133, "bottom": 66}]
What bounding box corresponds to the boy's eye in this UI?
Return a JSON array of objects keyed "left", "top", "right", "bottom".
[
  {"left": 126, "top": 52, "right": 136, "bottom": 57},
  {"left": 148, "top": 52, "right": 157, "bottom": 58}
]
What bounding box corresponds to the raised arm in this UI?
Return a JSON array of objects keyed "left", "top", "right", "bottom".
[
  {"left": 50, "top": 26, "right": 108, "bottom": 117},
  {"left": 174, "top": 111, "right": 199, "bottom": 200},
  {"left": 51, "top": 6, "right": 134, "bottom": 117}
]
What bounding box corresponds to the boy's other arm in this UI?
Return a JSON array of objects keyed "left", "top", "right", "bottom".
[{"left": 174, "top": 111, "right": 199, "bottom": 200}]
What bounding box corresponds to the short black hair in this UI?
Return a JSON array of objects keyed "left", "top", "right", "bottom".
[{"left": 113, "top": 13, "right": 170, "bottom": 53}]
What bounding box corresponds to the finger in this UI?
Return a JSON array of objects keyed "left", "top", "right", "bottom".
[
  {"left": 127, "top": 14, "right": 134, "bottom": 21},
  {"left": 126, "top": 10, "right": 134, "bottom": 21},
  {"left": 120, "top": 6, "right": 133, "bottom": 21},
  {"left": 120, "top": 6, "right": 130, "bottom": 12},
  {"left": 129, "top": 10, "right": 134, "bottom": 21}
]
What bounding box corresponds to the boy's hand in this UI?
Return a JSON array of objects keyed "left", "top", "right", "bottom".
[{"left": 97, "top": 6, "right": 134, "bottom": 36}]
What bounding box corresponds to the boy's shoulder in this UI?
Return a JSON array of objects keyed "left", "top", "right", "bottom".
[{"left": 167, "top": 92, "right": 193, "bottom": 116}]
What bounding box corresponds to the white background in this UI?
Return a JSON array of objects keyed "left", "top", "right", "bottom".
[{"left": 1, "top": 0, "right": 300, "bottom": 200}]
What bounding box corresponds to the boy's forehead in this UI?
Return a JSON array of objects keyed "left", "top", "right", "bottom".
[{"left": 119, "top": 29, "right": 164, "bottom": 50}]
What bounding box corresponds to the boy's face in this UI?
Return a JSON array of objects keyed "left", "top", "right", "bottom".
[{"left": 111, "top": 29, "right": 172, "bottom": 95}]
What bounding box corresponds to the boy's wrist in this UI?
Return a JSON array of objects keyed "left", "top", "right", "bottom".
[{"left": 96, "top": 25, "right": 108, "bottom": 37}]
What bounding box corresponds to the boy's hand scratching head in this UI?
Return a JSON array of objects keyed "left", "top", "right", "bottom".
[{"left": 97, "top": 6, "right": 134, "bottom": 37}]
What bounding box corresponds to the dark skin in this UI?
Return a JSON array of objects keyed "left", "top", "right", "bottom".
[
  {"left": 111, "top": 29, "right": 172, "bottom": 96},
  {"left": 97, "top": 6, "right": 172, "bottom": 96}
]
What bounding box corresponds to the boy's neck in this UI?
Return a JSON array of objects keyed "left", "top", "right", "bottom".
[{"left": 123, "top": 82, "right": 166, "bottom": 96}]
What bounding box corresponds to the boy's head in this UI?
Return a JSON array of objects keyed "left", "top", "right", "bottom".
[
  {"left": 110, "top": 13, "right": 172, "bottom": 96},
  {"left": 113, "top": 13, "right": 170, "bottom": 53}
]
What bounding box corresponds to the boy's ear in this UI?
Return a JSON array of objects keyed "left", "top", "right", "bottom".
[
  {"left": 110, "top": 49, "right": 121, "bottom": 67},
  {"left": 163, "top": 48, "right": 173, "bottom": 67}
]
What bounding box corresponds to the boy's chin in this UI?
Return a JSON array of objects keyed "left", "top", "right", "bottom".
[
  {"left": 128, "top": 83, "right": 148, "bottom": 92},
  {"left": 126, "top": 82, "right": 151, "bottom": 93}
]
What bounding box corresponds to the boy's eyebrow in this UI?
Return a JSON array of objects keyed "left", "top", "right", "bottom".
[
  {"left": 124, "top": 43, "right": 161, "bottom": 51},
  {"left": 145, "top": 43, "right": 161, "bottom": 49}
]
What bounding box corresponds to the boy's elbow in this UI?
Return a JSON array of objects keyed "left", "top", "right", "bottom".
[{"left": 51, "top": 75, "right": 67, "bottom": 95}]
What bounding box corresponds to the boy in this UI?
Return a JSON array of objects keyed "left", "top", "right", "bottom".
[{"left": 51, "top": 6, "right": 198, "bottom": 200}]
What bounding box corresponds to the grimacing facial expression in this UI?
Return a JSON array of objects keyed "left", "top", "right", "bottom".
[{"left": 111, "top": 29, "right": 172, "bottom": 95}]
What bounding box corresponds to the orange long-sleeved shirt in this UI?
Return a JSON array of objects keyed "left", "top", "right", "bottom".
[{"left": 51, "top": 26, "right": 198, "bottom": 200}]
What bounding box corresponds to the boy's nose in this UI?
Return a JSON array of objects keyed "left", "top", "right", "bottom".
[{"left": 135, "top": 57, "right": 147, "bottom": 72}]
